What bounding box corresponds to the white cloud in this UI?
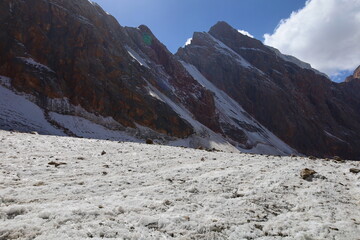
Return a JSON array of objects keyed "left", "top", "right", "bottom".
[
  {"left": 238, "top": 30, "right": 254, "bottom": 38},
  {"left": 264, "top": 0, "right": 360, "bottom": 76}
]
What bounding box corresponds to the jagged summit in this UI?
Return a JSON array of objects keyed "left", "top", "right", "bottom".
[{"left": 345, "top": 65, "right": 360, "bottom": 82}]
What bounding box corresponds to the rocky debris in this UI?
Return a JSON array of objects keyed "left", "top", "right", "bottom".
[
  {"left": 350, "top": 168, "right": 360, "bottom": 174},
  {"left": 146, "top": 139, "right": 154, "bottom": 144},
  {"left": 300, "top": 168, "right": 317, "bottom": 181},
  {"left": 101, "top": 150, "right": 106, "bottom": 155},
  {"left": 333, "top": 156, "right": 345, "bottom": 163}
]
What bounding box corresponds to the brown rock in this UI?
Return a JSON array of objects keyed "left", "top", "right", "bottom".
[
  {"left": 300, "top": 168, "right": 317, "bottom": 181},
  {"left": 350, "top": 168, "right": 360, "bottom": 174}
]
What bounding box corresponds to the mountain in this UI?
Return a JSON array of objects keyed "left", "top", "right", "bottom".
[
  {"left": 176, "top": 21, "right": 360, "bottom": 160},
  {"left": 0, "top": 0, "right": 295, "bottom": 155},
  {"left": 345, "top": 65, "right": 360, "bottom": 82},
  {"left": 0, "top": 1, "right": 359, "bottom": 159}
]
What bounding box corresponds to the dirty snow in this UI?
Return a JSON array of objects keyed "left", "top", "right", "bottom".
[{"left": 0, "top": 130, "right": 359, "bottom": 240}]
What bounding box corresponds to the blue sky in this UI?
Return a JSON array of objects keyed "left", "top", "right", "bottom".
[
  {"left": 91, "top": 0, "right": 359, "bottom": 81},
  {"left": 91, "top": 0, "right": 307, "bottom": 53}
]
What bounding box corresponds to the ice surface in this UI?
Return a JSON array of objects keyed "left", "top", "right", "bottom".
[{"left": 0, "top": 130, "right": 359, "bottom": 239}]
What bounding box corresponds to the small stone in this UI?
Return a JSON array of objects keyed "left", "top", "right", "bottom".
[
  {"left": 101, "top": 150, "right": 106, "bottom": 155},
  {"left": 163, "top": 200, "right": 172, "bottom": 206},
  {"left": 333, "top": 156, "right": 344, "bottom": 162},
  {"left": 48, "top": 161, "right": 67, "bottom": 167},
  {"left": 300, "top": 168, "right": 317, "bottom": 181},
  {"left": 146, "top": 139, "right": 153, "bottom": 144},
  {"left": 350, "top": 168, "right": 360, "bottom": 174},
  {"left": 308, "top": 156, "right": 317, "bottom": 160},
  {"left": 210, "top": 225, "right": 225, "bottom": 232}
]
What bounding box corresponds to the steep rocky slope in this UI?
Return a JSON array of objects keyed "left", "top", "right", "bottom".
[
  {"left": 346, "top": 65, "right": 360, "bottom": 82},
  {"left": 0, "top": 0, "right": 295, "bottom": 155},
  {"left": 177, "top": 21, "right": 360, "bottom": 159}
]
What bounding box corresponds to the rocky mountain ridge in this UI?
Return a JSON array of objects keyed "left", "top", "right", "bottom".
[
  {"left": 177, "top": 21, "right": 360, "bottom": 160},
  {"left": 0, "top": 0, "right": 359, "bottom": 159}
]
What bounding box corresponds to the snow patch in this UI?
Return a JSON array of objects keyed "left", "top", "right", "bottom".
[
  {"left": 0, "top": 85, "right": 64, "bottom": 135},
  {"left": 17, "top": 57, "right": 54, "bottom": 73},
  {"left": 238, "top": 29, "right": 254, "bottom": 38},
  {"left": 125, "top": 46, "right": 150, "bottom": 68},
  {"left": 184, "top": 38, "right": 192, "bottom": 47},
  {"left": 48, "top": 112, "right": 138, "bottom": 142},
  {"left": 0, "top": 75, "right": 11, "bottom": 88}
]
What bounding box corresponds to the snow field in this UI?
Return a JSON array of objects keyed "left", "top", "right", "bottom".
[{"left": 0, "top": 130, "right": 359, "bottom": 240}]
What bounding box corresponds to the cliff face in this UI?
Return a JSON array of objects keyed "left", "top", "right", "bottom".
[
  {"left": 177, "top": 21, "right": 360, "bottom": 159},
  {"left": 0, "top": 0, "right": 200, "bottom": 137},
  {"left": 345, "top": 65, "right": 360, "bottom": 82},
  {"left": 1, "top": 1, "right": 359, "bottom": 158}
]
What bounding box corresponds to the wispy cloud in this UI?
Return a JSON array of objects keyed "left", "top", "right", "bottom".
[{"left": 264, "top": 0, "right": 360, "bottom": 77}]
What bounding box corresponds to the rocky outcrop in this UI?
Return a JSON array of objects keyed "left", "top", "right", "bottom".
[
  {"left": 345, "top": 65, "right": 360, "bottom": 82},
  {"left": 0, "top": 0, "right": 297, "bottom": 155},
  {"left": 177, "top": 21, "right": 360, "bottom": 160},
  {"left": 0, "top": 0, "right": 196, "bottom": 137}
]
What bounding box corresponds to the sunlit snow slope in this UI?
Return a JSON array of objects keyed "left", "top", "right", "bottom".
[{"left": 0, "top": 131, "right": 359, "bottom": 239}]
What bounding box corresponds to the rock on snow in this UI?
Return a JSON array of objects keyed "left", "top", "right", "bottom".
[{"left": 0, "top": 130, "right": 359, "bottom": 239}]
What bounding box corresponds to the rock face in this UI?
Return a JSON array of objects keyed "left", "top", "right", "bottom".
[
  {"left": 0, "top": 0, "right": 296, "bottom": 154},
  {"left": 1, "top": 1, "right": 359, "bottom": 159},
  {"left": 177, "top": 21, "right": 360, "bottom": 160},
  {"left": 0, "top": 0, "right": 197, "bottom": 138},
  {"left": 345, "top": 65, "right": 360, "bottom": 82}
]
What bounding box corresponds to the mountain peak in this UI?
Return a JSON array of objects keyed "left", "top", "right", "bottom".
[
  {"left": 354, "top": 65, "right": 360, "bottom": 79},
  {"left": 209, "top": 21, "right": 237, "bottom": 37},
  {"left": 345, "top": 65, "right": 360, "bottom": 82}
]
